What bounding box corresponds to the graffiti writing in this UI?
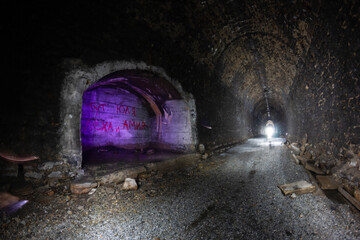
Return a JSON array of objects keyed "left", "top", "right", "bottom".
[
  {"left": 117, "top": 104, "right": 136, "bottom": 116},
  {"left": 83, "top": 120, "right": 114, "bottom": 132},
  {"left": 88, "top": 103, "right": 108, "bottom": 115},
  {"left": 83, "top": 119, "right": 146, "bottom": 132},
  {"left": 122, "top": 120, "right": 146, "bottom": 130}
]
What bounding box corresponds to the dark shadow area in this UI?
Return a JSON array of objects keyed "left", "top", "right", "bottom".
[{"left": 82, "top": 146, "right": 183, "bottom": 167}]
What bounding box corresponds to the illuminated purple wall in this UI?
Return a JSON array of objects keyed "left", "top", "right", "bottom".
[
  {"left": 80, "top": 70, "right": 197, "bottom": 160},
  {"left": 151, "top": 100, "right": 194, "bottom": 151},
  {"left": 81, "top": 86, "right": 152, "bottom": 151}
]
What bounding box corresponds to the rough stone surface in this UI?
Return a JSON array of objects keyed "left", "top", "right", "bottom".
[
  {"left": 47, "top": 171, "right": 63, "bottom": 178},
  {"left": 122, "top": 178, "right": 138, "bottom": 191},
  {"left": 70, "top": 177, "right": 98, "bottom": 195},
  {"left": 38, "top": 162, "right": 55, "bottom": 171},
  {"left": 98, "top": 166, "right": 146, "bottom": 184},
  {"left": 24, "top": 172, "right": 43, "bottom": 180}
]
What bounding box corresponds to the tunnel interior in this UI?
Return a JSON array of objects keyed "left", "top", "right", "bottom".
[{"left": 81, "top": 70, "right": 197, "bottom": 167}]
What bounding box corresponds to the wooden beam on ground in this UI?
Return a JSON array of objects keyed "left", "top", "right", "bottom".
[
  {"left": 305, "top": 162, "right": 325, "bottom": 175},
  {"left": 278, "top": 180, "right": 316, "bottom": 196},
  {"left": 316, "top": 175, "right": 340, "bottom": 190},
  {"left": 338, "top": 186, "right": 360, "bottom": 211}
]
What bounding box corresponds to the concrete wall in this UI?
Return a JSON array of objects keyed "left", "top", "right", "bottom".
[
  {"left": 81, "top": 87, "right": 152, "bottom": 151},
  {"left": 151, "top": 100, "right": 196, "bottom": 152}
]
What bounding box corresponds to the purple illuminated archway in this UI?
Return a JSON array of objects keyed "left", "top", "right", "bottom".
[{"left": 81, "top": 70, "right": 196, "bottom": 165}]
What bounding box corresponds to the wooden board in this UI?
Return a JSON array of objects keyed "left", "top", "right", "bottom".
[
  {"left": 316, "top": 175, "right": 340, "bottom": 190},
  {"left": 305, "top": 162, "right": 325, "bottom": 175},
  {"left": 278, "top": 180, "right": 316, "bottom": 195},
  {"left": 338, "top": 186, "right": 360, "bottom": 211}
]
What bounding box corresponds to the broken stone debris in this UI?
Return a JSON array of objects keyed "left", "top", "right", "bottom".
[
  {"left": 122, "top": 178, "right": 138, "bottom": 191},
  {"left": 70, "top": 177, "right": 98, "bottom": 194},
  {"left": 286, "top": 137, "right": 360, "bottom": 206},
  {"left": 278, "top": 180, "right": 316, "bottom": 196},
  {"left": 198, "top": 144, "right": 205, "bottom": 154}
]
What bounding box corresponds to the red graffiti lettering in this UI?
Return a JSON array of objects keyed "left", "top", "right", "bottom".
[
  {"left": 129, "top": 120, "right": 135, "bottom": 129},
  {"left": 117, "top": 104, "right": 136, "bottom": 117},
  {"left": 122, "top": 120, "right": 147, "bottom": 130},
  {"left": 107, "top": 122, "right": 113, "bottom": 132},
  {"left": 89, "top": 103, "right": 107, "bottom": 116},
  {"left": 123, "top": 120, "right": 129, "bottom": 130}
]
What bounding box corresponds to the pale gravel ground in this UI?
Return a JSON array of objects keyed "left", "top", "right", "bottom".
[{"left": 1, "top": 138, "right": 360, "bottom": 240}]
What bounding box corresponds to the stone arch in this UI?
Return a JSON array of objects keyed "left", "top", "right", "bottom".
[{"left": 59, "top": 60, "right": 197, "bottom": 170}]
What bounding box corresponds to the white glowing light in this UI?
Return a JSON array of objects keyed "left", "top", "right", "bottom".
[{"left": 265, "top": 126, "right": 274, "bottom": 139}]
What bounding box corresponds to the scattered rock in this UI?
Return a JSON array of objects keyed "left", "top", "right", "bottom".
[
  {"left": 104, "top": 187, "right": 115, "bottom": 194},
  {"left": 122, "top": 178, "right": 138, "bottom": 191},
  {"left": 39, "top": 162, "right": 55, "bottom": 170},
  {"left": 292, "top": 153, "right": 299, "bottom": 165},
  {"left": 88, "top": 188, "right": 97, "bottom": 195},
  {"left": 202, "top": 153, "right": 208, "bottom": 160},
  {"left": 199, "top": 144, "right": 205, "bottom": 154},
  {"left": 48, "top": 171, "right": 63, "bottom": 178},
  {"left": 354, "top": 189, "right": 360, "bottom": 202},
  {"left": 290, "top": 193, "right": 297, "bottom": 199},
  {"left": 304, "top": 151, "right": 312, "bottom": 160},
  {"left": 24, "top": 171, "right": 43, "bottom": 179},
  {"left": 46, "top": 190, "right": 55, "bottom": 196},
  {"left": 290, "top": 143, "right": 300, "bottom": 155},
  {"left": 99, "top": 166, "right": 146, "bottom": 184},
  {"left": 278, "top": 180, "right": 316, "bottom": 195},
  {"left": 296, "top": 155, "right": 307, "bottom": 165},
  {"left": 146, "top": 149, "right": 155, "bottom": 155},
  {"left": 70, "top": 177, "right": 98, "bottom": 194}
]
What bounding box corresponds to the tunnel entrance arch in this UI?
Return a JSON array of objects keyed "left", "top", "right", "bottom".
[{"left": 59, "top": 60, "right": 197, "bottom": 171}]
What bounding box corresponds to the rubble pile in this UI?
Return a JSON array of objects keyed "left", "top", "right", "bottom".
[{"left": 285, "top": 135, "right": 360, "bottom": 206}]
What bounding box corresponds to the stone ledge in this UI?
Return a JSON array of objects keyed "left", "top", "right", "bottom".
[{"left": 91, "top": 153, "right": 201, "bottom": 185}]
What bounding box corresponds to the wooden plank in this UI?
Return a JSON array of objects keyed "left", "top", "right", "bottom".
[
  {"left": 296, "top": 155, "right": 307, "bottom": 165},
  {"left": 305, "top": 162, "right": 325, "bottom": 175},
  {"left": 278, "top": 180, "right": 316, "bottom": 195},
  {"left": 316, "top": 175, "right": 340, "bottom": 190},
  {"left": 338, "top": 186, "right": 360, "bottom": 211}
]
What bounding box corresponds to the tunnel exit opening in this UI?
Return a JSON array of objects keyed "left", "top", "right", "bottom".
[{"left": 80, "top": 70, "right": 197, "bottom": 168}]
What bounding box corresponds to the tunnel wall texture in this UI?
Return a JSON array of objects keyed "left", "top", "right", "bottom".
[
  {"left": 287, "top": 1, "right": 360, "bottom": 158},
  {"left": 0, "top": 0, "right": 358, "bottom": 182}
]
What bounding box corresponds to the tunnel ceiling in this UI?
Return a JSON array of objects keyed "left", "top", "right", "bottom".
[
  {"left": 5, "top": 0, "right": 317, "bottom": 121},
  {"left": 123, "top": 0, "right": 315, "bottom": 119}
]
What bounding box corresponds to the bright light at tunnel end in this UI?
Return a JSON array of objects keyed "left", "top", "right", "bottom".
[{"left": 265, "top": 126, "right": 274, "bottom": 139}]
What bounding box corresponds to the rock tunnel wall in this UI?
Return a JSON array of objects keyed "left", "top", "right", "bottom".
[
  {"left": 0, "top": 0, "right": 358, "bottom": 182},
  {"left": 287, "top": 1, "right": 360, "bottom": 156}
]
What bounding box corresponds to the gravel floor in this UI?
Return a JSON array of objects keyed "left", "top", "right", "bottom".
[{"left": 2, "top": 138, "right": 360, "bottom": 240}]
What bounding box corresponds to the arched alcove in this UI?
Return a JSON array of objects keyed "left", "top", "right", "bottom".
[
  {"left": 81, "top": 70, "right": 197, "bottom": 166},
  {"left": 59, "top": 60, "right": 197, "bottom": 171}
]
